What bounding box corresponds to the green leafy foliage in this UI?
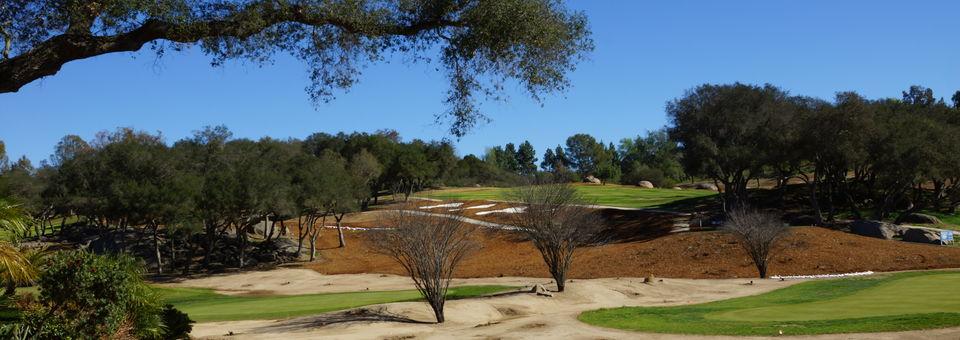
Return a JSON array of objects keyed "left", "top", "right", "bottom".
[{"left": 13, "top": 251, "right": 189, "bottom": 339}]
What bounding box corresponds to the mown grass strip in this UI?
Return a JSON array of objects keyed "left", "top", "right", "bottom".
[
  {"left": 157, "top": 285, "right": 515, "bottom": 323},
  {"left": 579, "top": 271, "right": 960, "bottom": 336},
  {"left": 418, "top": 185, "right": 716, "bottom": 210}
]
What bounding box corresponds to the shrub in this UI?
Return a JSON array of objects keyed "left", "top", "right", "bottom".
[
  {"left": 161, "top": 304, "right": 194, "bottom": 339},
  {"left": 12, "top": 251, "right": 190, "bottom": 339}
]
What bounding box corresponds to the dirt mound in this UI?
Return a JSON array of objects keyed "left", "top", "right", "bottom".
[{"left": 303, "top": 227, "right": 960, "bottom": 279}]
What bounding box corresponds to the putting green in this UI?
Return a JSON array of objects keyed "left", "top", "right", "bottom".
[
  {"left": 579, "top": 271, "right": 960, "bottom": 336},
  {"left": 709, "top": 273, "right": 960, "bottom": 322}
]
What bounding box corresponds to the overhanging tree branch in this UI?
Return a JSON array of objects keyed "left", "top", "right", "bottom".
[{"left": 0, "top": 2, "right": 461, "bottom": 93}]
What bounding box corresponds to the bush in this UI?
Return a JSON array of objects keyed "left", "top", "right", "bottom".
[
  {"left": 11, "top": 251, "right": 190, "bottom": 339},
  {"left": 161, "top": 304, "right": 194, "bottom": 339},
  {"left": 622, "top": 164, "right": 675, "bottom": 188}
]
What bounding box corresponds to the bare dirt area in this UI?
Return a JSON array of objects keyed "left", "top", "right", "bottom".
[
  {"left": 303, "top": 225, "right": 960, "bottom": 279},
  {"left": 184, "top": 270, "right": 797, "bottom": 339}
]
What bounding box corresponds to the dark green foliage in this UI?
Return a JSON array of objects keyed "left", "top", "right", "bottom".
[
  {"left": 160, "top": 304, "right": 194, "bottom": 339},
  {"left": 14, "top": 251, "right": 170, "bottom": 339},
  {"left": 516, "top": 141, "right": 538, "bottom": 175},
  {"left": 618, "top": 129, "right": 685, "bottom": 187},
  {"left": 665, "top": 82, "right": 960, "bottom": 221},
  {"left": 667, "top": 83, "right": 798, "bottom": 212}
]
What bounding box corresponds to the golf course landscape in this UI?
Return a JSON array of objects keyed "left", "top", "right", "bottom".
[
  {"left": 580, "top": 271, "right": 960, "bottom": 336},
  {"left": 6, "top": 1, "right": 960, "bottom": 338}
]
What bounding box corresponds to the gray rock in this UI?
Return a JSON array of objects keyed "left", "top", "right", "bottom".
[
  {"left": 900, "top": 213, "right": 942, "bottom": 225},
  {"left": 637, "top": 181, "right": 655, "bottom": 189},
  {"left": 529, "top": 284, "right": 553, "bottom": 297},
  {"left": 694, "top": 183, "right": 718, "bottom": 191},
  {"left": 849, "top": 220, "right": 903, "bottom": 240},
  {"left": 585, "top": 175, "right": 602, "bottom": 185},
  {"left": 902, "top": 228, "right": 941, "bottom": 244}
]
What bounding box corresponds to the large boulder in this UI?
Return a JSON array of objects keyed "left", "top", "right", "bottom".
[
  {"left": 637, "top": 181, "right": 655, "bottom": 189},
  {"left": 901, "top": 227, "right": 942, "bottom": 244},
  {"left": 849, "top": 220, "right": 903, "bottom": 240},
  {"left": 694, "top": 183, "right": 718, "bottom": 191},
  {"left": 899, "top": 213, "right": 942, "bottom": 225},
  {"left": 585, "top": 175, "right": 602, "bottom": 185}
]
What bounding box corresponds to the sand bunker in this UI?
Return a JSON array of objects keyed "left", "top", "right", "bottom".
[
  {"left": 181, "top": 269, "right": 797, "bottom": 339},
  {"left": 476, "top": 207, "right": 526, "bottom": 216},
  {"left": 464, "top": 204, "right": 496, "bottom": 210},
  {"left": 419, "top": 203, "right": 464, "bottom": 209}
]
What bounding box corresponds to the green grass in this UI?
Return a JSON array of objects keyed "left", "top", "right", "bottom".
[
  {"left": 157, "top": 285, "right": 515, "bottom": 322},
  {"left": 418, "top": 184, "right": 717, "bottom": 211},
  {"left": 579, "top": 271, "right": 960, "bottom": 336}
]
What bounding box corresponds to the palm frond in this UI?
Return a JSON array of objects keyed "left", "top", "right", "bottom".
[{"left": 0, "top": 242, "right": 37, "bottom": 285}]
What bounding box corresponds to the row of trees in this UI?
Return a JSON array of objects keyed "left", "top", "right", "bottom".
[
  {"left": 0, "top": 127, "right": 465, "bottom": 273},
  {"left": 669, "top": 83, "right": 960, "bottom": 221},
  {"left": 539, "top": 132, "right": 686, "bottom": 187}
]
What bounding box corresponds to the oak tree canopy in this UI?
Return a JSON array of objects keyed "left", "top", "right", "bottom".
[{"left": 0, "top": 0, "right": 592, "bottom": 135}]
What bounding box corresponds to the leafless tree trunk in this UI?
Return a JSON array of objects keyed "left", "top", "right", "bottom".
[
  {"left": 508, "top": 183, "right": 604, "bottom": 292},
  {"left": 371, "top": 208, "right": 477, "bottom": 323},
  {"left": 723, "top": 210, "right": 789, "bottom": 278},
  {"left": 151, "top": 222, "right": 163, "bottom": 274},
  {"left": 335, "top": 212, "right": 346, "bottom": 248},
  {"left": 309, "top": 214, "right": 327, "bottom": 262}
]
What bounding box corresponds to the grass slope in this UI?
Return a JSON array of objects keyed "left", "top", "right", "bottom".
[
  {"left": 579, "top": 271, "right": 960, "bottom": 336},
  {"left": 158, "top": 285, "right": 514, "bottom": 322},
  {"left": 419, "top": 184, "right": 716, "bottom": 210}
]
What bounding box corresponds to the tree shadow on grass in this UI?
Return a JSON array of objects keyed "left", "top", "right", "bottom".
[{"left": 248, "top": 307, "right": 433, "bottom": 334}]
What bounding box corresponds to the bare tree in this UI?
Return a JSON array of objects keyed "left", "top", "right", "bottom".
[
  {"left": 372, "top": 209, "right": 477, "bottom": 323},
  {"left": 724, "top": 210, "right": 789, "bottom": 278},
  {"left": 508, "top": 184, "right": 603, "bottom": 292}
]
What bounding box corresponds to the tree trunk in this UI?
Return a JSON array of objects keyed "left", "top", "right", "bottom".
[
  {"left": 153, "top": 224, "right": 163, "bottom": 274},
  {"left": 183, "top": 241, "right": 194, "bottom": 275},
  {"left": 203, "top": 223, "right": 217, "bottom": 268},
  {"left": 756, "top": 260, "right": 768, "bottom": 278},
  {"left": 266, "top": 218, "right": 276, "bottom": 242},
  {"left": 336, "top": 213, "right": 346, "bottom": 248},
  {"left": 296, "top": 215, "right": 306, "bottom": 255},
  {"left": 430, "top": 300, "right": 445, "bottom": 323},
  {"left": 237, "top": 226, "right": 246, "bottom": 268},
  {"left": 309, "top": 215, "right": 326, "bottom": 261}
]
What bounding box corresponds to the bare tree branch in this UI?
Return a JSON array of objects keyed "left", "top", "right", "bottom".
[
  {"left": 370, "top": 207, "right": 477, "bottom": 323},
  {"left": 0, "top": 2, "right": 462, "bottom": 93},
  {"left": 507, "top": 183, "right": 603, "bottom": 292},
  {"left": 723, "top": 210, "right": 789, "bottom": 278}
]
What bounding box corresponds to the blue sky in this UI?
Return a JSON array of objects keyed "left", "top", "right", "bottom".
[{"left": 2, "top": 1, "right": 959, "bottom": 164}]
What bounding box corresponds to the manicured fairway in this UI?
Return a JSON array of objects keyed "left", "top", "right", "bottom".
[
  {"left": 579, "top": 271, "right": 960, "bottom": 336},
  {"left": 157, "top": 285, "right": 514, "bottom": 322},
  {"left": 418, "top": 184, "right": 716, "bottom": 210}
]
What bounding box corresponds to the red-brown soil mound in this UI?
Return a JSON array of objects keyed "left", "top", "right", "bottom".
[{"left": 302, "top": 226, "right": 960, "bottom": 279}]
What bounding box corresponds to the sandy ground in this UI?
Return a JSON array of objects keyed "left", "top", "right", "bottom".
[{"left": 156, "top": 268, "right": 936, "bottom": 339}]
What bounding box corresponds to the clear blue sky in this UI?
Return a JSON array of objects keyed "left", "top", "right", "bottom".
[{"left": 2, "top": 1, "right": 959, "bottom": 164}]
